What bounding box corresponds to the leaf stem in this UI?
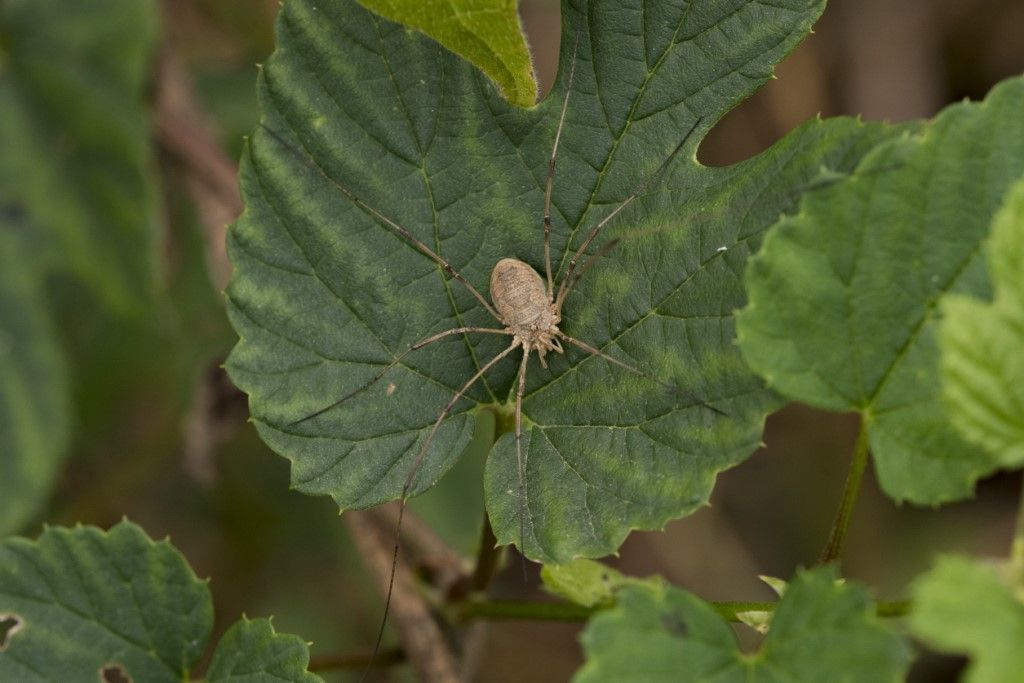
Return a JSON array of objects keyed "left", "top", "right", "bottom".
[
  {"left": 470, "top": 515, "right": 501, "bottom": 593},
  {"left": 469, "top": 409, "right": 505, "bottom": 593},
  {"left": 819, "top": 422, "right": 871, "bottom": 565},
  {"left": 456, "top": 598, "right": 597, "bottom": 621},
  {"left": 1012, "top": 471, "right": 1024, "bottom": 586},
  {"left": 452, "top": 598, "right": 910, "bottom": 622}
]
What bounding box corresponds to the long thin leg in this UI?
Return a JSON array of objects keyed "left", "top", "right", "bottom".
[
  {"left": 513, "top": 348, "right": 531, "bottom": 578},
  {"left": 557, "top": 216, "right": 709, "bottom": 302},
  {"left": 543, "top": 33, "right": 580, "bottom": 298},
  {"left": 290, "top": 326, "right": 511, "bottom": 426},
  {"left": 555, "top": 117, "right": 703, "bottom": 310},
  {"left": 559, "top": 232, "right": 624, "bottom": 304},
  {"left": 363, "top": 340, "right": 520, "bottom": 677},
  {"left": 258, "top": 123, "right": 503, "bottom": 322},
  {"left": 557, "top": 331, "right": 725, "bottom": 416}
]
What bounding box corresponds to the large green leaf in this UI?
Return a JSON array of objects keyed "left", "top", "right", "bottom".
[
  {"left": 357, "top": 0, "right": 537, "bottom": 107},
  {"left": 738, "top": 77, "right": 1024, "bottom": 504},
  {"left": 0, "top": 520, "right": 319, "bottom": 682},
  {"left": 575, "top": 566, "right": 910, "bottom": 682},
  {"left": 226, "top": 0, "right": 903, "bottom": 562},
  {"left": 0, "top": 234, "right": 69, "bottom": 536},
  {"left": 910, "top": 556, "right": 1024, "bottom": 683},
  {"left": 0, "top": 0, "right": 159, "bottom": 312},
  {"left": 941, "top": 175, "right": 1024, "bottom": 466}
]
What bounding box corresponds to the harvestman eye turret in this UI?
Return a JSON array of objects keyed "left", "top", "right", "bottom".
[{"left": 257, "top": 37, "right": 721, "bottom": 677}]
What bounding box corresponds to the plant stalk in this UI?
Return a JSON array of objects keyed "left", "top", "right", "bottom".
[
  {"left": 453, "top": 598, "right": 910, "bottom": 623},
  {"left": 819, "top": 423, "right": 871, "bottom": 565},
  {"left": 470, "top": 516, "right": 501, "bottom": 593},
  {"left": 469, "top": 409, "right": 506, "bottom": 594}
]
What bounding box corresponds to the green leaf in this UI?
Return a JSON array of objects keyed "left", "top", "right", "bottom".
[
  {"left": 0, "top": 520, "right": 211, "bottom": 682},
  {"left": 541, "top": 558, "right": 660, "bottom": 607},
  {"left": 0, "top": 521, "right": 320, "bottom": 682},
  {"left": 737, "top": 76, "right": 1024, "bottom": 504},
  {"left": 0, "top": 0, "right": 159, "bottom": 312},
  {"left": 226, "top": 0, "right": 904, "bottom": 562},
  {"left": 0, "top": 234, "right": 70, "bottom": 535},
  {"left": 941, "top": 175, "right": 1024, "bottom": 465},
  {"left": 207, "top": 618, "right": 322, "bottom": 683},
  {"left": 910, "top": 556, "right": 1024, "bottom": 683},
  {"left": 357, "top": 0, "right": 536, "bottom": 108},
  {"left": 575, "top": 566, "right": 910, "bottom": 683}
]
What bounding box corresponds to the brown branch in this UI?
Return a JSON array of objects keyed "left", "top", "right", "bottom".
[
  {"left": 307, "top": 646, "right": 405, "bottom": 672},
  {"left": 345, "top": 510, "right": 463, "bottom": 683},
  {"left": 372, "top": 503, "right": 467, "bottom": 602},
  {"left": 152, "top": 44, "right": 240, "bottom": 290}
]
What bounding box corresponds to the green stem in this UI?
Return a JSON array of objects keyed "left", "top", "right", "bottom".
[
  {"left": 470, "top": 515, "right": 501, "bottom": 593},
  {"left": 819, "top": 423, "right": 871, "bottom": 565},
  {"left": 468, "top": 409, "right": 506, "bottom": 594},
  {"left": 456, "top": 598, "right": 596, "bottom": 622},
  {"left": 875, "top": 600, "right": 912, "bottom": 618},
  {"left": 1012, "top": 471, "right": 1024, "bottom": 586},
  {"left": 453, "top": 598, "right": 910, "bottom": 623}
]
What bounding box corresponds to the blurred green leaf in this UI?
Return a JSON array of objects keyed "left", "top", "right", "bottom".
[
  {"left": 0, "top": 520, "right": 318, "bottom": 682},
  {"left": 575, "top": 566, "right": 910, "bottom": 683},
  {"left": 910, "top": 556, "right": 1024, "bottom": 683},
  {"left": 226, "top": 0, "right": 903, "bottom": 562},
  {"left": 738, "top": 76, "right": 1024, "bottom": 505},
  {"left": 0, "top": 520, "right": 211, "bottom": 681},
  {"left": 541, "top": 558, "right": 660, "bottom": 607},
  {"left": 0, "top": 0, "right": 159, "bottom": 313},
  {"left": 0, "top": 234, "right": 69, "bottom": 536},
  {"left": 207, "top": 618, "right": 322, "bottom": 682},
  {"left": 357, "top": 0, "right": 537, "bottom": 107},
  {"left": 941, "top": 175, "right": 1024, "bottom": 466}
]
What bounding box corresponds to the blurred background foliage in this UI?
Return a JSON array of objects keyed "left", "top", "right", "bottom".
[{"left": 1, "top": 0, "right": 1022, "bottom": 681}]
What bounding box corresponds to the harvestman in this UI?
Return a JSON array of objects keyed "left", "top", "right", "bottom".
[{"left": 260, "top": 40, "right": 720, "bottom": 668}]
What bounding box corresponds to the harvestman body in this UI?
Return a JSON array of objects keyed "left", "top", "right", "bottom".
[{"left": 260, "top": 38, "right": 715, "bottom": 672}]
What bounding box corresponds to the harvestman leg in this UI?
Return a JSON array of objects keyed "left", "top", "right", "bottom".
[
  {"left": 513, "top": 348, "right": 532, "bottom": 575},
  {"left": 542, "top": 34, "right": 580, "bottom": 298},
  {"left": 557, "top": 331, "right": 725, "bottom": 416},
  {"left": 290, "top": 325, "right": 510, "bottom": 425},
  {"left": 365, "top": 340, "right": 520, "bottom": 672},
  {"left": 257, "top": 122, "right": 525, "bottom": 675},
  {"left": 258, "top": 122, "right": 502, "bottom": 322},
  {"left": 554, "top": 117, "right": 703, "bottom": 310}
]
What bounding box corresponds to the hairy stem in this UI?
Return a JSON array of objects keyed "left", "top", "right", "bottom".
[
  {"left": 453, "top": 598, "right": 911, "bottom": 623},
  {"left": 819, "top": 423, "right": 871, "bottom": 565}
]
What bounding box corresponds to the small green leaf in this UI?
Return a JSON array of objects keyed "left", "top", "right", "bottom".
[
  {"left": 207, "top": 618, "right": 322, "bottom": 683},
  {"left": 910, "top": 556, "right": 1024, "bottom": 683},
  {"left": 357, "top": 0, "right": 536, "bottom": 107},
  {"left": 941, "top": 175, "right": 1024, "bottom": 465},
  {"left": 0, "top": 234, "right": 70, "bottom": 535},
  {"left": 0, "top": 521, "right": 319, "bottom": 682},
  {"left": 0, "top": 520, "right": 212, "bottom": 682},
  {"left": 738, "top": 76, "right": 1024, "bottom": 504},
  {"left": 541, "top": 558, "right": 660, "bottom": 607},
  {"left": 0, "top": 0, "right": 159, "bottom": 312},
  {"left": 227, "top": 0, "right": 905, "bottom": 562},
  {"left": 575, "top": 566, "right": 910, "bottom": 683}
]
